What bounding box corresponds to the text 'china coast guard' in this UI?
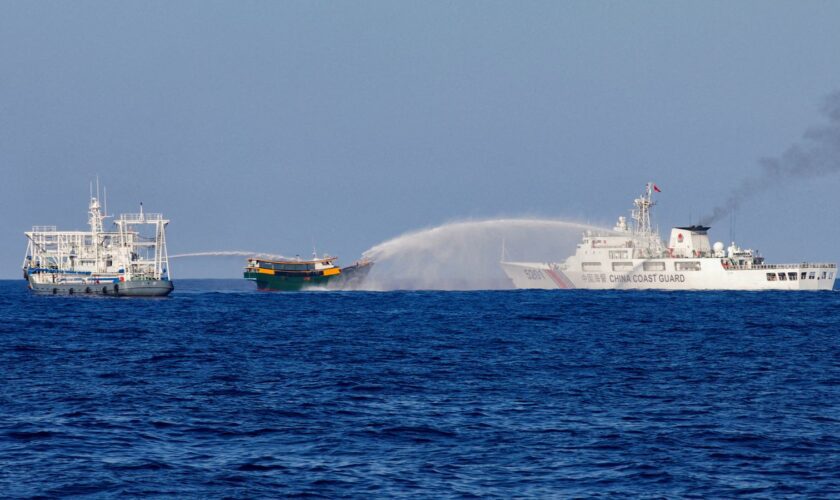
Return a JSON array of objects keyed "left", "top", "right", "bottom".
[{"left": 501, "top": 183, "right": 836, "bottom": 290}]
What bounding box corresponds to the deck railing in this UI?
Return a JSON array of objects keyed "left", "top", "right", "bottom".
[
  {"left": 118, "top": 213, "right": 165, "bottom": 222},
  {"left": 729, "top": 263, "right": 836, "bottom": 271}
]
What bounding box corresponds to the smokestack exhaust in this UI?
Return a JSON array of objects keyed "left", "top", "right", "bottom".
[{"left": 700, "top": 91, "right": 840, "bottom": 225}]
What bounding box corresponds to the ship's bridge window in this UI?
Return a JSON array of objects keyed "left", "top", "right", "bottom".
[
  {"left": 778, "top": 272, "right": 787, "bottom": 281},
  {"left": 609, "top": 250, "right": 629, "bottom": 260},
  {"left": 582, "top": 262, "right": 601, "bottom": 272},
  {"left": 643, "top": 261, "right": 665, "bottom": 272},
  {"left": 675, "top": 261, "right": 701, "bottom": 271},
  {"left": 788, "top": 272, "right": 797, "bottom": 281},
  {"left": 612, "top": 262, "right": 634, "bottom": 272},
  {"left": 766, "top": 273, "right": 777, "bottom": 281}
]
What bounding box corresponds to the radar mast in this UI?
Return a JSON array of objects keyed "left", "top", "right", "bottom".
[{"left": 632, "top": 182, "right": 656, "bottom": 235}]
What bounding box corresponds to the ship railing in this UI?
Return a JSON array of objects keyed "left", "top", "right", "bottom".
[
  {"left": 128, "top": 274, "right": 159, "bottom": 281},
  {"left": 31, "top": 226, "right": 58, "bottom": 232},
  {"left": 591, "top": 242, "right": 633, "bottom": 249},
  {"left": 728, "top": 263, "right": 836, "bottom": 270},
  {"left": 117, "top": 213, "right": 165, "bottom": 222}
]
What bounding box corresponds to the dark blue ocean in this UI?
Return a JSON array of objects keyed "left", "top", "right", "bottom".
[{"left": 1, "top": 280, "right": 839, "bottom": 498}]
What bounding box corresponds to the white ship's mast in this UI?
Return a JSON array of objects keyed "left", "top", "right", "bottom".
[
  {"left": 88, "top": 195, "right": 105, "bottom": 272},
  {"left": 627, "top": 182, "right": 665, "bottom": 257},
  {"left": 631, "top": 183, "right": 655, "bottom": 235}
]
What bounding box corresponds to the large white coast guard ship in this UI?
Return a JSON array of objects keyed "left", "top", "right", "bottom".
[
  {"left": 23, "top": 189, "right": 173, "bottom": 296},
  {"left": 501, "top": 183, "right": 836, "bottom": 290}
]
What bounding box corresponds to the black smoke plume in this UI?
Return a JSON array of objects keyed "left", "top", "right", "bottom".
[{"left": 700, "top": 91, "right": 840, "bottom": 225}]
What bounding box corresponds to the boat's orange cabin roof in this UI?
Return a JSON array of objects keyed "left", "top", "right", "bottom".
[{"left": 250, "top": 256, "right": 337, "bottom": 265}]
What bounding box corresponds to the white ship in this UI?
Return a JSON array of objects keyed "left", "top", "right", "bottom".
[
  {"left": 23, "top": 189, "right": 173, "bottom": 296},
  {"left": 501, "top": 183, "right": 836, "bottom": 291}
]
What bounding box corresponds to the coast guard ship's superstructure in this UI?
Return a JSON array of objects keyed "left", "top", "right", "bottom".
[
  {"left": 23, "top": 190, "right": 173, "bottom": 296},
  {"left": 501, "top": 183, "right": 836, "bottom": 290}
]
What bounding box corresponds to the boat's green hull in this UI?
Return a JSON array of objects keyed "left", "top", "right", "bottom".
[
  {"left": 244, "top": 271, "right": 335, "bottom": 291},
  {"left": 244, "top": 261, "right": 373, "bottom": 291}
]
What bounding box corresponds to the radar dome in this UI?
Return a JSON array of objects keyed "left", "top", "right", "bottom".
[{"left": 713, "top": 241, "right": 724, "bottom": 253}]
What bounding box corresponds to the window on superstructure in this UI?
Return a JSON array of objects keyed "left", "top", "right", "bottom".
[
  {"left": 801, "top": 272, "right": 807, "bottom": 280},
  {"left": 675, "top": 261, "right": 701, "bottom": 271},
  {"left": 778, "top": 273, "right": 787, "bottom": 281},
  {"left": 809, "top": 272, "right": 815, "bottom": 279},
  {"left": 612, "top": 262, "right": 633, "bottom": 272},
  {"left": 279, "top": 264, "right": 307, "bottom": 271},
  {"left": 643, "top": 261, "right": 665, "bottom": 272},
  {"left": 788, "top": 273, "right": 797, "bottom": 281},
  {"left": 582, "top": 262, "right": 601, "bottom": 272},
  {"left": 766, "top": 273, "right": 776, "bottom": 281}
]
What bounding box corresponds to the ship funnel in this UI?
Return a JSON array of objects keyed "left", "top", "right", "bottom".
[{"left": 668, "top": 226, "right": 712, "bottom": 258}]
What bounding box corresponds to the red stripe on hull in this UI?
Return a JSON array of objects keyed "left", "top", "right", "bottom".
[{"left": 545, "top": 269, "right": 574, "bottom": 289}]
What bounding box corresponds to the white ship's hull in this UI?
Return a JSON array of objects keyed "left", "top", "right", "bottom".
[
  {"left": 27, "top": 276, "right": 174, "bottom": 297},
  {"left": 501, "top": 260, "right": 836, "bottom": 291}
]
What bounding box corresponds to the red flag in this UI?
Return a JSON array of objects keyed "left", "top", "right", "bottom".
[{"left": 653, "top": 184, "right": 661, "bottom": 193}]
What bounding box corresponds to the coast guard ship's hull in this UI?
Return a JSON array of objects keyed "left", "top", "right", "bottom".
[
  {"left": 501, "top": 260, "right": 835, "bottom": 291},
  {"left": 501, "top": 183, "right": 836, "bottom": 291}
]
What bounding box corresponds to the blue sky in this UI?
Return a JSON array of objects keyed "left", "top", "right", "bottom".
[{"left": 2, "top": 1, "right": 840, "bottom": 278}]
